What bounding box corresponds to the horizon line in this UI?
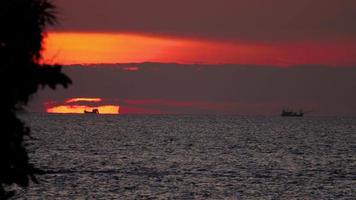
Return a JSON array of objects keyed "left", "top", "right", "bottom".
[{"left": 60, "top": 62, "right": 356, "bottom": 68}]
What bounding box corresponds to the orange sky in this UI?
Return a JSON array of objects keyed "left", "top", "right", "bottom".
[{"left": 43, "top": 32, "right": 356, "bottom": 66}]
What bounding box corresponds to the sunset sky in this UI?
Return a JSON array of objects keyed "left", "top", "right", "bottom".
[{"left": 33, "top": 0, "right": 356, "bottom": 115}]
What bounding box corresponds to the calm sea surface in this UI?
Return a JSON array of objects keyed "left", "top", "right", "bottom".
[{"left": 13, "top": 114, "right": 356, "bottom": 199}]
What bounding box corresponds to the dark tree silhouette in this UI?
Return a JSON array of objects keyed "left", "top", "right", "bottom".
[{"left": 0, "top": 0, "right": 71, "bottom": 198}]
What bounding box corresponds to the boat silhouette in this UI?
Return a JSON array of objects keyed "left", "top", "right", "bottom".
[
  {"left": 84, "top": 109, "right": 99, "bottom": 114},
  {"left": 281, "top": 109, "right": 304, "bottom": 117}
]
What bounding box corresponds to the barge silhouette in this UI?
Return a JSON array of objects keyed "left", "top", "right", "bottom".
[{"left": 281, "top": 109, "right": 304, "bottom": 117}]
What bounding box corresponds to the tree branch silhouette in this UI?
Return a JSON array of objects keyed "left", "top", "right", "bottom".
[{"left": 0, "top": 0, "right": 71, "bottom": 198}]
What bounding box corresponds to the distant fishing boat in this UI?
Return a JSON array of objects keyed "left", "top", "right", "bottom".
[
  {"left": 84, "top": 109, "right": 99, "bottom": 114},
  {"left": 281, "top": 109, "right": 304, "bottom": 117}
]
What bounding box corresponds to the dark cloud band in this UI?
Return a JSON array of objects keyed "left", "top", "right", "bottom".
[{"left": 54, "top": 0, "right": 356, "bottom": 41}]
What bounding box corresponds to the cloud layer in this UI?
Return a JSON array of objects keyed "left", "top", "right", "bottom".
[
  {"left": 55, "top": 0, "right": 356, "bottom": 41},
  {"left": 30, "top": 63, "right": 356, "bottom": 116}
]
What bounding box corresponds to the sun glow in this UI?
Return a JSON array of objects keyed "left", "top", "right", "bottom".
[
  {"left": 65, "top": 98, "right": 103, "bottom": 103},
  {"left": 46, "top": 105, "right": 119, "bottom": 114},
  {"left": 46, "top": 97, "right": 119, "bottom": 114}
]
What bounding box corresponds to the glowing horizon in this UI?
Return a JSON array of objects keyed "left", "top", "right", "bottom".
[
  {"left": 45, "top": 97, "right": 119, "bottom": 114},
  {"left": 46, "top": 105, "right": 120, "bottom": 114}
]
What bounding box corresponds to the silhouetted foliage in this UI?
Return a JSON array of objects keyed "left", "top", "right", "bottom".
[{"left": 0, "top": 0, "right": 71, "bottom": 198}]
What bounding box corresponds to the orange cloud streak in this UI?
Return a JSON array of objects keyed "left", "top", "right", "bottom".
[
  {"left": 43, "top": 32, "right": 190, "bottom": 64},
  {"left": 43, "top": 32, "right": 356, "bottom": 66},
  {"left": 65, "top": 98, "right": 103, "bottom": 103},
  {"left": 46, "top": 105, "right": 119, "bottom": 114},
  {"left": 123, "top": 66, "right": 140, "bottom": 71}
]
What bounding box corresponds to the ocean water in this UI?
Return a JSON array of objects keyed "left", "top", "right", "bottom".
[{"left": 12, "top": 114, "right": 356, "bottom": 199}]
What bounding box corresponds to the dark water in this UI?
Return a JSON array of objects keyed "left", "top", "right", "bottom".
[{"left": 13, "top": 114, "right": 356, "bottom": 199}]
